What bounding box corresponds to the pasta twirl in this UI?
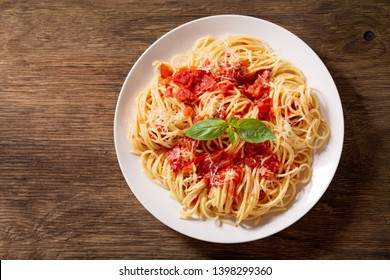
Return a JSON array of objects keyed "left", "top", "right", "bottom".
[{"left": 129, "top": 35, "right": 330, "bottom": 225}]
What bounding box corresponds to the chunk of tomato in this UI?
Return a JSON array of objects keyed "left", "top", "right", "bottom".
[
  {"left": 197, "top": 73, "right": 216, "bottom": 92},
  {"left": 166, "top": 146, "right": 183, "bottom": 173},
  {"left": 244, "top": 142, "right": 269, "bottom": 156},
  {"left": 160, "top": 63, "right": 173, "bottom": 79},
  {"left": 197, "top": 150, "right": 224, "bottom": 176},
  {"left": 173, "top": 67, "right": 193, "bottom": 85},
  {"left": 217, "top": 62, "right": 249, "bottom": 85},
  {"left": 183, "top": 106, "right": 194, "bottom": 117},
  {"left": 256, "top": 97, "right": 273, "bottom": 121},
  {"left": 166, "top": 138, "right": 196, "bottom": 173},
  {"left": 244, "top": 69, "right": 271, "bottom": 99},
  {"left": 175, "top": 88, "right": 198, "bottom": 103}
]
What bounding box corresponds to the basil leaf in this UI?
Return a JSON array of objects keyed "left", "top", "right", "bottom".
[
  {"left": 228, "top": 116, "right": 238, "bottom": 127},
  {"left": 185, "top": 118, "right": 227, "bottom": 140},
  {"left": 227, "top": 127, "right": 236, "bottom": 145},
  {"left": 236, "top": 118, "right": 276, "bottom": 143}
]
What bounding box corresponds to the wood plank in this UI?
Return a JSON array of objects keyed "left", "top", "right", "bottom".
[{"left": 0, "top": 0, "right": 389, "bottom": 259}]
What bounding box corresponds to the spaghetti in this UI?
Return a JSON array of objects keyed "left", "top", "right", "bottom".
[{"left": 129, "top": 35, "right": 330, "bottom": 225}]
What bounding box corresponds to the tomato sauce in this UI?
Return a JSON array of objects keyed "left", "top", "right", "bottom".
[
  {"left": 165, "top": 62, "right": 273, "bottom": 121},
  {"left": 243, "top": 69, "right": 271, "bottom": 99},
  {"left": 164, "top": 62, "right": 279, "bottom": 184},
  {"left": 171, "top": 67, "right": 217, "bottom": 103},
  {"left": 196, "top": 150, "right": 243, "bottom": 188},
  {"left": 160, "top": 63, "right": 173, "bottom": 79},
  {"left": 166, "top": 138, "right": 195, "bottom": 173},
  {"left": 216, "top": 62, "right": 249, "bottom": 85},
  {"left": 166, "top": 141, "right": 280, "bottom": 189},
  {"left": 256, "top": 97, "right": 273, "bottom": 121},
  {"left": 244, "top": 142, "right": 282, "bottom": 174},
  {"left": 163, "top": 62, "right": 274, "bottom": 125}
]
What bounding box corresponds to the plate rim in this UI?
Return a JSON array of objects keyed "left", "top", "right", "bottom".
[{"left": 114, "top": 14, "right": 344, "bottom": 243}]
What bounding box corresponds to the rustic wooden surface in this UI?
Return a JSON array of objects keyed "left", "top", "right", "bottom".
[{"left": 1, "top": 0, "right": 389, "bottom": 259}]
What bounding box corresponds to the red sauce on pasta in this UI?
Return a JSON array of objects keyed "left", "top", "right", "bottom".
[
  {"left": 165, "top": 63, "right": 272, "bottom": 113},
  {"left": 166, "top": 139, "right": 281, "bottom": 187},
  {"left": 164, "top": 63, "right": 279, "bottom": 187}
]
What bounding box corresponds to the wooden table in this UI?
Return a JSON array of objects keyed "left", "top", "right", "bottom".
[{"left": 1, "top": 0, "right": 389, "bottom": 259}]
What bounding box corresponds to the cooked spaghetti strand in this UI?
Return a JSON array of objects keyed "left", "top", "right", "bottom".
[{"left": 129, "top": 35, "right": 330, "bottom": 225}]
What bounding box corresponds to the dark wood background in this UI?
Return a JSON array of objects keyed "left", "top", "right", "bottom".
[{"left": 1, "top": 0, "right": 389, "bottom": 259}]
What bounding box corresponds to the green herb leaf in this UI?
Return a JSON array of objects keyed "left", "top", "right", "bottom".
[
  {"left": 228, "top": 116, "right": 238, "bottom": 127},
  {"left": 185, "top": 118, "right": 227, "bottom": 140},
  {"left": 235, "top": 118, "right": 276, "bottom": 143},
  {"left": 185, "top": 116, "right": 275, "bottom": 144},
  {"left": 227, "top": 127, "right": 237, "bottom": 145}
]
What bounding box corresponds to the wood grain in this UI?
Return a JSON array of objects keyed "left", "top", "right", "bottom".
[{"left": 0, "top": 0, "right": 389, "bottom": 259}]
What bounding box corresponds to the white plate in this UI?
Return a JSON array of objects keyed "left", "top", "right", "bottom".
[{"left": 114, "top": 15, "right": 344, "bottom": 243}]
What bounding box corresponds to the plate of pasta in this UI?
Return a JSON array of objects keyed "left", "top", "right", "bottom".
[{"left": 114, "top": 15, "right": 344, "bottom": 243}]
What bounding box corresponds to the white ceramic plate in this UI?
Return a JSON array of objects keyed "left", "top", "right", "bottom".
[{"left": 114, "top": 15, "right": 344, "bottom": 243}]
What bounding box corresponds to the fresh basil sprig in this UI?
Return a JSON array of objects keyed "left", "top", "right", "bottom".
[
  {"left": 185, "top": 116, "right": 275, "bottom": 144},
  {"left": 183, "top": 118, "right": 227, "bottom": 140}
]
